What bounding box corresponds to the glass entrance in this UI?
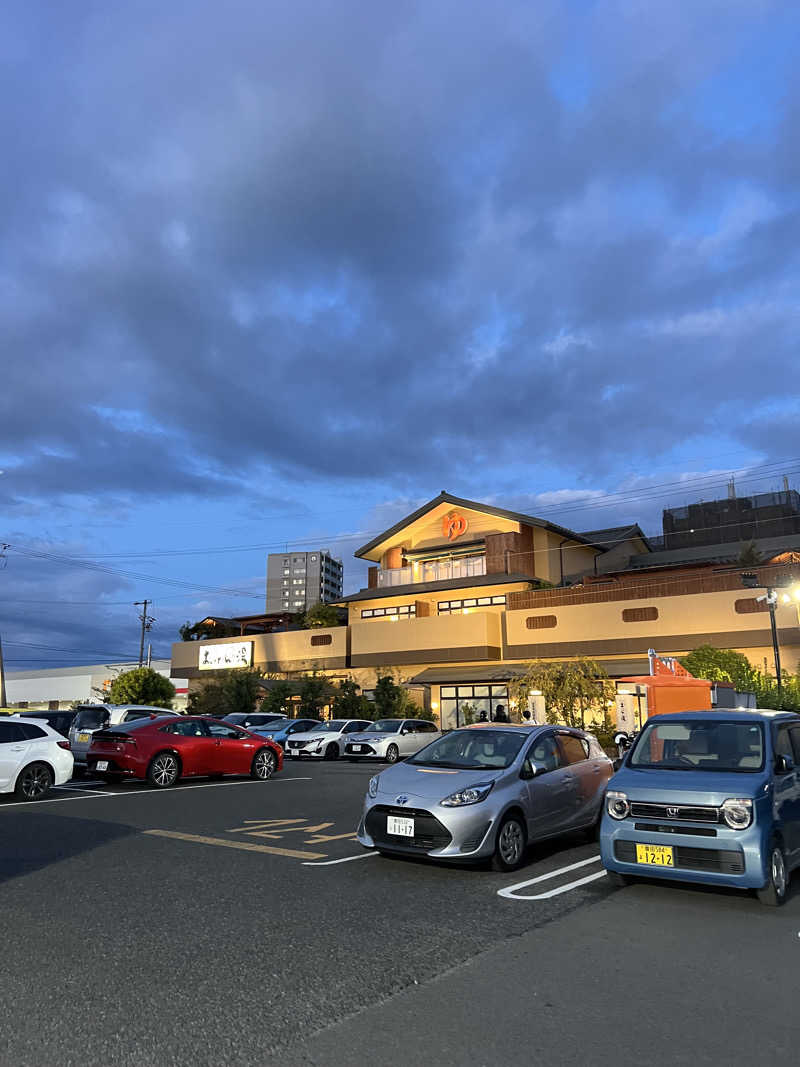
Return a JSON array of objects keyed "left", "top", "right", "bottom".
[{"left": 440, "top": 685, "right": 510, "bottom": 729}]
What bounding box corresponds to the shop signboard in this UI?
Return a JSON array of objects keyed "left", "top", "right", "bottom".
[{"left": 198, "top": 641, "right": 253, "bottom": 670}]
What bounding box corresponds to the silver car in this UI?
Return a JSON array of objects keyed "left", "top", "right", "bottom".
[
  {"left": 68, "top": 704, "right": 172, "bottom": 770},
  {"left": 344, "top": 719, "right": 441, "bottom": 763},
  {"left": 357, "top": 724, "right": 613, "bottom": 871}
]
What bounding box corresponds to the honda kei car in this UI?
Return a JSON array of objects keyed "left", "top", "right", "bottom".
[
  {"left": 358, "top": 724, "right": 613, "bottom": 871},
  {"left": 86, "top": 715, "right": 283, "bottom": 788},
  {"left": 601, "top": 710, "right": 800, "bottom": 906}
]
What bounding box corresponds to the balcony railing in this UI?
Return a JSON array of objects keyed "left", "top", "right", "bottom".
[{"left": 377, "top": 555, "right": 487, "bottom": 587}]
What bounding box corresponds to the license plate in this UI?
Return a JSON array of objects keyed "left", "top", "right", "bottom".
[
  {"left": 78, "top": 733, "right": 90, "bottom": 743},
  {"left": 635, "top": 843, "right": 674, "bottom": 867},
  {"left": 351, "top": 745, "right": 362, "bottom": 752},
  {"left": 96, "top": 761, "right": 109, "bottom": 772},
  {"left": 387, "top": 816, "right": 414, "bottom": 837}
]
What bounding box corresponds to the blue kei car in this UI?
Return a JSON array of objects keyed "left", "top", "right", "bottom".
[{"left": 600, "top": 710, "right": 800, "bottom": 906}]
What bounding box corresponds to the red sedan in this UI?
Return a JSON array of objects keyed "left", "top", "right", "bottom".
[{"left": 86, "top": 714, "right": 283, "bottom": 788}]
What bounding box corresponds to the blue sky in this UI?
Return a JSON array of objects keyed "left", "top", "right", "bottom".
[{"left": 1, "top": 0, "right": 799, "bottom": 668}]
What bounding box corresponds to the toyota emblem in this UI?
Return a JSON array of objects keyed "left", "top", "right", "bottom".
[{"left": 395, "top": 795, "right": 409, "bottom": 805}]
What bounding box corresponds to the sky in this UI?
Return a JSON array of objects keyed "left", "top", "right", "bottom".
[{"left": 2, "top": 0, "right": 800, "bottom": 670}]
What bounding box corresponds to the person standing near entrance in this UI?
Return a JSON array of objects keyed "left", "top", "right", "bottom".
[{"left": 493, "top": 704, "right": 508, "bottom": 723}]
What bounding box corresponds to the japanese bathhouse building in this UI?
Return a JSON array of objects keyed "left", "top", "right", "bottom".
[{"left": 171, "top": 492, "right": 800, "bottom": 728}]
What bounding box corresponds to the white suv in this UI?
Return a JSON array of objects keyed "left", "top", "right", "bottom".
[
  {"left": 285, "top": 719, "right": 374, "bottom": 760},
  {"left": 2, "top": 717, "right": 74, "bottom": 800},
  {"left": 68, "top": 704, "right": 172, "bottom": 771}
]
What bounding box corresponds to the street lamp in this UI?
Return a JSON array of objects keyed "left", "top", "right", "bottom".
[{"left": 740, "top": 572, "right": 795, "bottom": 694}]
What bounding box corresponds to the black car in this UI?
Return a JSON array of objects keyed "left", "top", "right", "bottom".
[{"left": 18, "top": 709, "right": 79, "bottom": 738}]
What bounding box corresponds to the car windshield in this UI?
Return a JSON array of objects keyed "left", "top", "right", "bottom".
[
  {"left": 314, "top": 720, "right": 347, "bottom": 733},
  {"left": 629, "top": 720, "right": 765, "bottom": 772},
  {"left": 254, "top": 722, "right": 288, "bottom": 733},
  {"left": 408, "top": 729, "right": 526, "bottom": 770},
  {"left": 366, "top": 720, "right": 401, "bottom": 733},
  {"left": 224, "top": 714, "right": 248, "bottom": 725},
  {"left": 246, "top": 715, "right": 285, "bottom": 726}
]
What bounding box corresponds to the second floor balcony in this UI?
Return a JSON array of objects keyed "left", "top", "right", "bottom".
[{"left": 377, "top": 554, "right": 487, "bottom": 588}]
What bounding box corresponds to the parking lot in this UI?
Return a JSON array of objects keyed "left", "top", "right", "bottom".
[{"left": 2, "top": 760, "right": 799, "bottom": 1067}]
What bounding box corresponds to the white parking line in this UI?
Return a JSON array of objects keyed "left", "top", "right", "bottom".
[
  {"left": 303, "top": 852, "right": 378, "bottom": 867},
  {"left": 0, "top": 776, "right": 315, "bottom": 812},
  {"left": 498, "top": 855, "right": 606, "bottom": 900}
]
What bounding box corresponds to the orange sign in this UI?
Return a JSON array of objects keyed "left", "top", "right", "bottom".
[{"left": 442, "top": 512, "right": 468, "bottom": 540}]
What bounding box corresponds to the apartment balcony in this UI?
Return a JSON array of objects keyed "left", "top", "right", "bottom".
[{"left": 377, "top": 555, "right": 487, "bottom": 588}]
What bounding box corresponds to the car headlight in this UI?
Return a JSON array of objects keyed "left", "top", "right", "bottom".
[
  {"left": 368, "top": 776, "right": 379, "bottom": 798},
  {"left": 721, "top": 798, "right": 753, "bottom": 830},
  {"left": 440, "top": 782, "right": 494, "bottom": 807},
  {"left": 606, "top": 790, "right": 630, "bottom": 820}
]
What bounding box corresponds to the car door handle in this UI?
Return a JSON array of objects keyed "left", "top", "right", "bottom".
[
  {"left": 592, "top": 764, "right": 602, "bottom": 773},
  {"left": 215, "top": 739, "right": 222, "bottom": 746},
  {"left": 561, "top": 774, "right": 574, "bottom": 783},
  {"left": 11, "top": 745, "right": 24, "bottom": 752}
]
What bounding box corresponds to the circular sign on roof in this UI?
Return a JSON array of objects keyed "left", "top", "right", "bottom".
[{"left": 442, "top": 512, "right": 468, "bottom": 540}]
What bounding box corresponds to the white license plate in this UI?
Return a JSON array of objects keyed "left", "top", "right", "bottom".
[
  {"left": 78, "top": 733, "right": 90, "bottom": 743},
  {"left": 351, "top": 745, "right": 363, "bottom": 752},
  {"left": 387, "top": 815, "right": 414, "bottom": 837},
  {"left": 95, "top": 761, "right": 109, "bottom": 772}
]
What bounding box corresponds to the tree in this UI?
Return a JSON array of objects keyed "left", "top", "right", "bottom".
[
  {"left": 302, "top": 602, "right": 343, "bottom": 629},
  {"left": 108, "top": 668, "right": 175, "bottom": 709},
  {"left": 331, "top": 679, "right": 370, "bottom": 717},
  {"left": 179, "top": 618, "right": 238, "bottom": 641},
  {"left": 260, "top": 680, "right": 295, "bottom": 718},
  {"left": 679, "top": 646, "right": 760, "bottom": 692},
  {"left": 187, "top": 667, "right": 266, "bottom": 717},
  {"left": 298, "top": 672, "right": 331, "bottom": 717},
  {"left": 373, "top": 674, "right": 399, "bottom": 717},
  {"left": 736, "top": 541, "right": 763, "bottom": 567},
  {"left": 523, "top": 658, "right": 614, "bottom": 729}
]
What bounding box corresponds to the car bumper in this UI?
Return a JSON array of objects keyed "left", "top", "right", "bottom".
[
  {"left": 357, "top": 798, "right": 497, "bottom": 861},
  {"left": 600, "top": 815, "right": 769, "bottom": 890},
  {"left": 286, "top": 748, "right": 326, "bottom": 758},
  {"left": 86, "top": 754, "right": 145, "bottom": 778}
]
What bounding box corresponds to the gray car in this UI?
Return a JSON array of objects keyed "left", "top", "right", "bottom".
[
  {"left": 357, "top": 724, "right": 614, "bottom": 871},
  {"left": 344, "top": 719, "right": 441, "bottom": 763}
]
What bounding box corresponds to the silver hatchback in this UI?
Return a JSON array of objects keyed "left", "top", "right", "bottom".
[{"left": 357, "top": 724, "right": 613, "bottom": 871}]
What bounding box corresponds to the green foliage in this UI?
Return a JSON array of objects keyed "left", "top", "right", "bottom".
[
  {"left": 522, "top": 658, "right": 615, "bottom": 729},
  {"left": 298, "top": 672, "right": 330, "bottom": 716},
  {"left": 679, "top": 646, "right": 760, "bottom": 692},
  {"left": 459, "top": 701, "right": 477, "bottom": 726},
  {"left": 331, "top": 679, "right": 370, "bottom": 717},
  {"left": 187, "top": 667, "right": 265, "bottom": 717},
  {"left": 260, "top": 680, "right": 295, "bottom": 718},
  {"left": 302, "top": 602, "right": 342, "bottom": 629},
  {"left": 108, "top": 668, "right": 175, "bottom": 709},
  {"left": 179, "top": 618, "right": 238, "bottom": 641},
  {"left": 373, "top": 674, "right": 399, "bottom": 717},
  {"left": 371, "top": 673, "right": 430, "bottom": 719},
  {"left": 736, "top": 541, "right": 763, "bottom": 567}
]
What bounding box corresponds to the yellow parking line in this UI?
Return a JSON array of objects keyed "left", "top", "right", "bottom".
[{"left": 143, "top": 829, "right": 327, "bottom": 860}]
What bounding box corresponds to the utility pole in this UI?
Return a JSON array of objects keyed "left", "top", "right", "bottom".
[
  {"left": 741, "top": 573, "right": 784, "bottom": 693},
  {"left": 134, "top": 601, "right": 155, "bottom": 668}
]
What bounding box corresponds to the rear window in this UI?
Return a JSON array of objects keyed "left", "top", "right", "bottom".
[{"left": 75, "top": 708, "right": 110, "bottom": 731}]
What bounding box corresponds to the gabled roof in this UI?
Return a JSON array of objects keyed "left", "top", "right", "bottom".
[
  {"left": 579, "top": 524, "right": 652, "bottom": 551},
  {"left": 355, "top": 491, "right": 598, "bottom": 560}
]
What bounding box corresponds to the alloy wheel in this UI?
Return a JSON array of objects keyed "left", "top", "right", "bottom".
[
  {"left": 772, "top": 848, "right": 787, "bottom": 898},
  {"left": 499, "top": 820, "right": 524, "bottom": 866},
  {"left": 20, "top": 765, "right": 51, "bottom": 800},
  {"left": 152, "top": 754, "right": 179, "bottom": 788},
  {"left": 254, "top": 749, "right": 276, "bottom": 780}
]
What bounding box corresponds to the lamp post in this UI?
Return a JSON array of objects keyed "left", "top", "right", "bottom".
[{"left": 741, "top": 572, "right": 788, "bottom": 694}]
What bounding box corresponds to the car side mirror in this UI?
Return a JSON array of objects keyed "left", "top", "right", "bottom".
[
  {"left": 775, "top": 754, "right": 794, "bottom": 775},
  {"left": 612, "top": 758, "right": 623, "bottom": 771},
  {"left": 400, "top": 728, "right": 409, "bottom": 735},
  {"left": 520, "top": 759, "right": 546, "bottom": 780}
]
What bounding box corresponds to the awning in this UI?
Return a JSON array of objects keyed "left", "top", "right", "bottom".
[{"left": 410, "top": 658, "right": 651, "bottom": 686}]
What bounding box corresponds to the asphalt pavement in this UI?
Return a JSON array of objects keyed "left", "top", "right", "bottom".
[{"left": 1, "top": 760, "right": 798, "bottom": 1066}]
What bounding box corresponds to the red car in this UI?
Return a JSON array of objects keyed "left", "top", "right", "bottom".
[{"left": 86, "top": 714, "right": 283, "bottom": 788}]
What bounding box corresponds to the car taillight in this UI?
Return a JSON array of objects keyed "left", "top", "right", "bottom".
[{"left": 57, "top": 740, "right": 71, "bottom": 750}]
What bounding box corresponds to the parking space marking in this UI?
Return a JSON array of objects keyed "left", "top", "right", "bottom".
[
  {"left": 143, "top": 829, "right": 327, "bottom": 860},
  {"left": 302, "top": 852, "right": 378, "bottom": 867},
  {"left": 52, "top": 785, "right": 115, "bottom": 796},
  {"left": 498, "top": 855, "right": 605, "bottom": 900}
]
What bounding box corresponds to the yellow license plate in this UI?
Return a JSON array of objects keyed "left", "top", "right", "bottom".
[
  {"left": 78, "top": 732, "right": 90, "bottom": 743},
  {"left": 635, "top": 844, "right": 674, "bottom": 867}
]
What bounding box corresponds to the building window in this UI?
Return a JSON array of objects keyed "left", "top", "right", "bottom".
[
  {"left": 525, "top": 615, "right": 557, "bottom": 629},
  {"left": 622, "top": 607, "right": 659, "bottom": 623},
  {"left": 361, "top": 604, "right": 416, "bottom": 619},
  {"left": 310, "top": 634, "right": 332, "bottom": 646},
  {"left": 293, "top": 579, "right": 305, "bottom": 585},
  {"left": 439, "top": 684, "right": 509, "bottom": 730},
  {"left": 438, "top": 595, "right": 505, "bottom": 615}
]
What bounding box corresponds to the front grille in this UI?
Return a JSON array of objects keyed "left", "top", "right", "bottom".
[
  {"left": 346, "top": 743, "right": 376, "bottom": 755},
  {"left": 290, "top": 740, "right": 311, "bottom": 749},
  {"left": 634, "top": 822, "right": 717, "bottom": 838},
  {"left": 630, "top": 802, "right": 719, "bottom": 823},
  {"left": 614, "top": 840, "right": 745, "bottom": 874},
  {"left": 366, "top": 805, "right": 452, "bottom": 853}
]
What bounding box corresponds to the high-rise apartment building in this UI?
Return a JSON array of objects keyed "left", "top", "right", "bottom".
[{"left": 266, "top": 550, "right": 344, "bottom": 614}]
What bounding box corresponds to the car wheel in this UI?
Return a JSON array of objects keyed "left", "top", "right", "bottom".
[
  {"left": 251, "top": 748, "right": 277, "bottom": 780},
  {"left": 324, "top": 743, "right": 339, "bottom": 761},
  {"left": 606, "top": 870, "right": 633, "bottom": 888},
  {"left": 757, "top": 842, "right": 788, "bottom": 906},
  {"left": 492, "top": 815, "right": 527, "bottom": 872},
  {"left": 385, "top": 744, "right": 400, "bottom": 764},
  {"left": 14, "top": 762, "right": 54, "bottom": 801},
  {"left": 147, "top": 752, "right": 181, "bottom": 789}
]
